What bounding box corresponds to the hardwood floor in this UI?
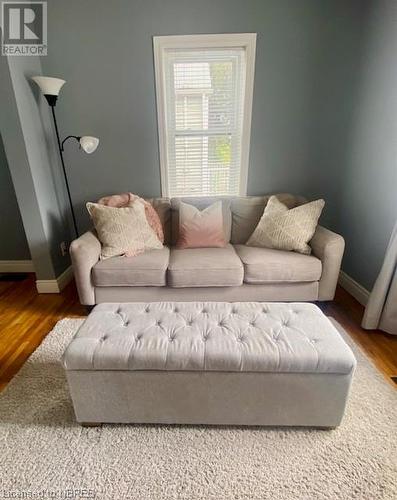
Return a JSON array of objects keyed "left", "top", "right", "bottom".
[
  {"left": 0, "top": 274, "right": 85, "bottom": 392},
  {"left": 322, "top": 287, "right": 397, "bottom": 385},
  {"left": 0, "top": 273, "right": 396, "bottom": 392}
]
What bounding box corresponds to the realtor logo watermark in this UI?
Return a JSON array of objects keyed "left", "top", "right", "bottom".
[{"left": 1, "top": 1, "right": 47, "bottom": 55}]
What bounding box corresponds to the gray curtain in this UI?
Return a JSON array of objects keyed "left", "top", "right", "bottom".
[{"left": 362, "top": 221, "right": 397, "bottom": 335}]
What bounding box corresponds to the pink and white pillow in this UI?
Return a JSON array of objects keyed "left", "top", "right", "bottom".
[{"left": 176, "top": 201, "right": 226, "bottom": 249}]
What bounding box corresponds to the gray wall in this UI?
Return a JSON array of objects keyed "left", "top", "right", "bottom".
[
  {"left": 40, "top": 0, "right": 394, "bottom": 291},
  {"left": 0, "top": 134, "right": 30, "bottom": 260},
  {"left": 0, "top": 49, "right": 72, "bottom": 279},
  {"left": 335, "top": 0, "right": 397, "bottom": 291},
  {"left": 42, "top": 0, "right": 368, "bottom": 230},
  {"left": 7, "top": 56, "right": 73, "bottom": 276}
]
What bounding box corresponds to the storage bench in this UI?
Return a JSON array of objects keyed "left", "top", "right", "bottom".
[{"left": 63, "top": 302, "right": 356, "bottom": 427}]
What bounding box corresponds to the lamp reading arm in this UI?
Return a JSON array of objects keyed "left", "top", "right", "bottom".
[{"left": 61, "top": 135, "right": 81, "bottom": 152}]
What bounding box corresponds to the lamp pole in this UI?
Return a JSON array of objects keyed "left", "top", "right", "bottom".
[
  {"left": 31, "top": 76, "right": 99, "bottom": 240},
  {"left": 49, "top": 104, "right": 79, "bottom": 238}
]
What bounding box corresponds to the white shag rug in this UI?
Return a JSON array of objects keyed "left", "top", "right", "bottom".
[{"left": 0, "top": 318, "right": 396, "bottom": 500}]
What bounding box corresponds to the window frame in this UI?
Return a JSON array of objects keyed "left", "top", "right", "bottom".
[{"left": 153, "top": 33, "right": 257, "bottom": 198}]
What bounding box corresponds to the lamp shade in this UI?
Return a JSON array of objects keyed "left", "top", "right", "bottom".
[
  {"left": 31, "top": 76, "right": 66, "bottom": 96},
  {"left": 79, "top": 136, "right": 99, "bottom": 154}
]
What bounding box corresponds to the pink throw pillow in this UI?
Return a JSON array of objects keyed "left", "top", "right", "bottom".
[
  {"left": 176, "top": 201, "right": 226, "bottom": 249},
  {"left": 97, "top": 192, "right": 164, "bottom": 244}
]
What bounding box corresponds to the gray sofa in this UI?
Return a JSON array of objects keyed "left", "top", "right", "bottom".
[{"left": 70, "top": 193, "right": 345, "bottom": 306}]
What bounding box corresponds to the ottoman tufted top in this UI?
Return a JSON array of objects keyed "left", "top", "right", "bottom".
[{"left": 63, "top": 302, "right": 356, "bottom": 374}]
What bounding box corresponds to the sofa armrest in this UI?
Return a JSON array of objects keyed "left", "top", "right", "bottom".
[
  {"left": 310, "top": 225, "right": 345, "bottom": 301},
  {"left": 70, "top": 230, "right": 101, "bottom": 305}
]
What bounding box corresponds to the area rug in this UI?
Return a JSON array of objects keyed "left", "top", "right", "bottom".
[{"left": 0, "top": 318, "right": 396, "bottom": 500}]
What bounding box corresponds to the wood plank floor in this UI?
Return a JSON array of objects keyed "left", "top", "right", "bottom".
[
  {"left": 321, "top": 287, "right": 397, "bottom": 385},
  {"left": 0, "top": 273, "right": 396, "bottom": 392},
  {"left": 0, "top": 274, "right": 85, "bottom": 392}
]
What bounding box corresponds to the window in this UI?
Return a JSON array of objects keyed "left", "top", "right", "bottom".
[{"left": 154, "top": 34, "right": 256, "bottom": 197}]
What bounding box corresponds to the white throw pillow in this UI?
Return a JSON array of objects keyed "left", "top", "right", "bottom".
[
  {"left": 87, "top": 201, "right": 163, "bottom": 259},
  {"left": 246, "top": 196, "right": 325, "bottom": 254}
]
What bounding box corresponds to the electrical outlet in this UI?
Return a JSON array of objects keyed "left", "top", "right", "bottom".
[{"left": 60, "top": 241, "right": 68, "bottom": 256}]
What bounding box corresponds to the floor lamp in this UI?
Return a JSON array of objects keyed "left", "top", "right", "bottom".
[{"left": 31, "top": 76, "right": 99, "bottom": 238}]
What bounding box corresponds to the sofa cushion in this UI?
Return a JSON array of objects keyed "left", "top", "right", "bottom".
[
  {"left": 92, "top": 247, "right": 170, "bottom": 286},
  {"left": 171, "top": 197, "right": 232, "bottom": 245},
  {"left": 168, "top": 244, "right": 243, "bottom": 287},
  {"left": 234, "top": 244, "right": 322, "bottom": 284},
  {"left": 231, "top": 196, "right": 267, "bottom": 244}
]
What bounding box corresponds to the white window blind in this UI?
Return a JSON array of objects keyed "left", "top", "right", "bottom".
[{"left": 154, "top": 34, "right": 256, "bottom": 198}]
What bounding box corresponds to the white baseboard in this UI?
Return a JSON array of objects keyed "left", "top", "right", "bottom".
[
  {"left": 36, "top": 266, "right": 74, "bottom": 294},
  {"left": 56, "top": 265, "right": 74, "bottom": 291},
  {"left": 0, "top": 260, "right": 35, "bottom": 273},
  {"left": 339, "top": 270, "right": 370, "bottom": 306}
]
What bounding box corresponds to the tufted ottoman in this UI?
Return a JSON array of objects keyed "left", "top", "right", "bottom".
[{"left": 63, "top": 302, "right": 356, "bottom": 427}]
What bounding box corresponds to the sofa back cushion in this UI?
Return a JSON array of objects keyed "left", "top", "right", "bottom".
[
  {"left": 147, "top": 194, "right": 306, "bottom": 247},
  {"left": 171, "top": 197, "right": 232, "bottom": 245},
  {"left": 231, "top": 196, "right": 268, "bottom": 244}
]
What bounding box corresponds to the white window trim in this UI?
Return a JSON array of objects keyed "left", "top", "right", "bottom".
[{"left": 153, "top": 33, "right": 257, "bottom": 197}]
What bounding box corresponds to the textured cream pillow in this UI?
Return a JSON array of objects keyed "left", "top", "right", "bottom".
[
  {"left": 246, "top": 196, "right": 325, "bottom": 254},
  {"left": 87, "top": 201, "right": 163, "bottom": 259}
]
